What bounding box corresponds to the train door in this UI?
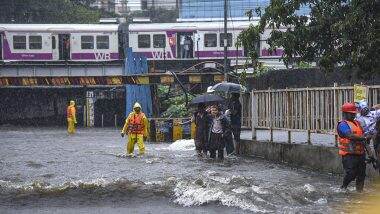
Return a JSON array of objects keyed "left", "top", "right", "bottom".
[
  {"left": 59, "top": 34, "right": 70, "bottom": 60},
  {"left": 176, "top": 32, "right": 194, "bottom": 59},
  {"left": 51, "top": 34, "right": 59, "bottom": 60},
  {"left": 0, "top": 33, "right": 3, "bottom": 60}
]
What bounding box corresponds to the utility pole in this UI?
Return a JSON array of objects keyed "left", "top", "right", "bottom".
[{"left": 223, "top": 0, "right": 228, "bottom": 81}]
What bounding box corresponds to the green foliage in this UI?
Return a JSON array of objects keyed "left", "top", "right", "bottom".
[
  {"left": 253, "top": 65, "right": 271, "bottom": 77},
  {"left": 238, "top": 69, "right": 247, "bottom": 87},
  {"left": 239, "top": 0, "right": 379, "bottom": 77},
  {"left": 158, "top": 85, "right": 191, "bottom": 118},
  {"left": 236, "top": 24, "right": 261, "bottom": 69},
  {"left": 297, "top": 61, "right": 312, "bottom": 69},
  {"left": 157, "top": 85, "right": 169, "bottom": 96},
  {"left": 161, "top": 103, "right": 189, "bottom": 118},
  {"left": 0, "top": 0, "right": 113, "bottom": 23}
]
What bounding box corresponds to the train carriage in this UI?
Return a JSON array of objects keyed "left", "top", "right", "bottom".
[
  {"left": 128, "top": 21, "right": 283, "bottom": 61},
  {"left": 0, "top": 24, "right": 120, "bottom": 62},
  {"left": 0, "top": 22, "right": 283, "bottom": 65}
]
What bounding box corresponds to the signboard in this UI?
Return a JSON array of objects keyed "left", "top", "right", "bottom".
[
  {"left": 354, "top": 84, "right": 367, "bottom": 103},
  {"left": 155, "top": 119, "right": 173, "bottom": 142},
  {"left": 86, "top": 91, "right": 95, "bottom": 127}
]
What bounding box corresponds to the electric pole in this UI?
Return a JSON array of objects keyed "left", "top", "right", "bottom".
[{"left": 223, "top": 0, "right": 228, "bottom": 81}]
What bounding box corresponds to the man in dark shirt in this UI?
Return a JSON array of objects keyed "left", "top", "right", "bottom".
[{"left": 228, "top": 93, "right": 242, "bottom": 155}]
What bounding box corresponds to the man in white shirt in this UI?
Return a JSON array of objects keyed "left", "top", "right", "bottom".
[
  {"left": 180, "top": 35, "right": 185, "bottom": 58},
  {"left": 356, "top": 101, "right": 380, "bottom": 172},
  {"left": 357, "top": 101, "right": 380, "bottom": 136}
]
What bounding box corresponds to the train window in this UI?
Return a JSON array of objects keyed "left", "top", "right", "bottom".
[
  {"left": 220, "top": 33, "right": 232, "bottom": 47},
  {"left": 96, "top": 35, "right": 109, "bottom": 49},
  {"left": 204, "top": 34, "right": 217, "bottom": 47},
  {"left": 138, "top": 35, "right": 150, "bottom": 48},
  {"left": 13, "top": 35, "right": 26, "bottom": 49},
  {"left": 29, "top": 36, "right": 42, "bottom": 49},
  {"left": 81, "top": 36, "right": 94, "bottom": 49},
  {"left": 153, "top": 34, "right": 166, "bottom": 48}
]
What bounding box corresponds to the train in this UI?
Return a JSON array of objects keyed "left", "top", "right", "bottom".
[{"left": 0, "top": 21, "right": 283, "bottom": 63}]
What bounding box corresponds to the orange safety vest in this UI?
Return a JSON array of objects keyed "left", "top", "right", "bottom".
[
  {"left": 128, "top": 113, "right": 145, "bottom": 134},
  {"left": 337, "top": 120, "right": 365, "bottom": 156},
  {"left": 67, "top": 106, "right": 75, "bottom": 119}
]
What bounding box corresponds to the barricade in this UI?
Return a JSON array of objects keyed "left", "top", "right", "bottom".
[{"left": 148, "top": 118, "right": 195, "bottom": 142}]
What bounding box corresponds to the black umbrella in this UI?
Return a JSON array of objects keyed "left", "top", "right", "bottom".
[
  {"left": 190, "top": 94, "right": 225, "bottom": 105},
  {"left": 210, "top": 82, "right": 247, "bottom": 93}
]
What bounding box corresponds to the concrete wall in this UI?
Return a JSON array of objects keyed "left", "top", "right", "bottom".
[{"left": 241, "top": 139, "right": 378, "bottom": 178}]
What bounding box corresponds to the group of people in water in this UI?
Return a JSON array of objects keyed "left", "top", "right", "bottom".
[
  {"left": 66, "top": 92, "right": 380, "bottom": 192},
  {"left": 192, "top": 93, "right": 242, "bottom": 160},
  {"left": 65, "top": 92, "right": 242, "bottom": 161}
]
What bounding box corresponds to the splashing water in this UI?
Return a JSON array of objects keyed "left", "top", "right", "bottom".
[{"left": 0, "top": 128, "right": 353, "bottom": 213}]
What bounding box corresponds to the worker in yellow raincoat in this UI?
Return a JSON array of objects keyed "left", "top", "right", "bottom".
[
  {"left": 67, "top": 100, "right": 77, "bottom": 134},
  {"left": 121, "top": 102, "right": 148, "bottom": 156}
]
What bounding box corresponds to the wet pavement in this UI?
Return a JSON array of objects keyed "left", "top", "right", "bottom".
[
  {"left": 241, "top": 130, "right": 336, "bottom": 147},
  {"left": 0, "top": 127, "right": 372, "bottom": 213}
]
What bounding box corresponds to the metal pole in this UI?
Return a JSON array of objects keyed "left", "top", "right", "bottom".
[
  {"left": 223, "top": 0, "right": 228, "bottom": 81},
  {"left": 197, "top": 39, "right": 199, "bottom": 61}
]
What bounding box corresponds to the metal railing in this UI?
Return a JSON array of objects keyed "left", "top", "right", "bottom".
[{"left": 250, "top": 85, "right": 380, "bottom": 144}]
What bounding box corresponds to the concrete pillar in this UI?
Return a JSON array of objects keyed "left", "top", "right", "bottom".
[{"left": 85, "top": 91, "right": 95, "bottom": 127}]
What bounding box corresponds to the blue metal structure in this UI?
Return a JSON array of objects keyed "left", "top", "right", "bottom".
[{"left": 125, "top": 48, "right": 153, "bottom": 117}]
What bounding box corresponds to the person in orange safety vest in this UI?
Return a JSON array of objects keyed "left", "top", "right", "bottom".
[
  {"left": 337, "top": 102, "right": 371, "bottom": 192},
  {"left": 121, "top": 102, "right": 148, "bottom": 156},
  {"left": 67, "top": 100, "right": 77, "bottom": 134}
]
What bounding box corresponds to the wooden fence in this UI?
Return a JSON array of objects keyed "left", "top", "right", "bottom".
[
  {"left": 249, "top": 85, "right": 380, "bottom": 144},
  {"left": 241, "top": 93, "right": 252, "bottom": 129}
]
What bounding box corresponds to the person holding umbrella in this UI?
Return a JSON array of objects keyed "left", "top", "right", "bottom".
[
  {"left": 190, "top": 94, "right": 224, "bottom": 158},
  {"left": 228, "top": 93, "right": 242, "bottom": 155},
  {"left": 210, "top": 82, "right": 246, "bottom": 156}
]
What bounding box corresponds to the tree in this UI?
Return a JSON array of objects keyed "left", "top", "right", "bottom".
[
  {"left": 0, "top": 0, "right": 109, "bottom": 24},
  {"left": 239, "top": 0, "right": 379, "bottom": 77}
]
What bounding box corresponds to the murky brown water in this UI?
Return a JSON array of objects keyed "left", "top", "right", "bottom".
[{"left": 0, "top": 127, "right": 371, "bottom": 213}]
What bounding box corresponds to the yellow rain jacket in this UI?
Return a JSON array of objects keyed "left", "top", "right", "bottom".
[
  {"left": 67, "top": 100, "right": 77, "bottom": 134},
  {"left": 121, "top": 103, "right": 148, "bottom": 155}
]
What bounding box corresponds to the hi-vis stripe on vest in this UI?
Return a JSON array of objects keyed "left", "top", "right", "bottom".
[{"left": 337, "top": 120, "right": 365, "bottom": 156}]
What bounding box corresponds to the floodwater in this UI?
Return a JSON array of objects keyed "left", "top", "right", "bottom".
[{"left": 0, "top": 127, "right": 372, "bottom": 213}]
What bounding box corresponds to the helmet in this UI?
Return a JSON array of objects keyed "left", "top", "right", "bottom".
[
  {"left": 133, "top": 102, "right": 141, "bottom": 109},
  {"left": 70, "top": 100, "right": 75, "bottom": 105},
  {"left": 341, "top": 102, "right": 357, "bottom": 113}
]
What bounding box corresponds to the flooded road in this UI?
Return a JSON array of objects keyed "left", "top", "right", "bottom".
[{"left": 0, "top": 127, "right": 365, "bottom": 213}]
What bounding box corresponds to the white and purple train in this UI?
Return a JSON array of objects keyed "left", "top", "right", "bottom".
[{"left": 0, "top": 21, "right": 282, "bottom": 63}]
